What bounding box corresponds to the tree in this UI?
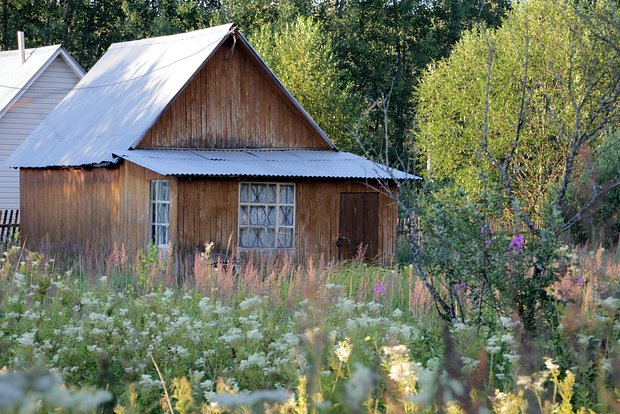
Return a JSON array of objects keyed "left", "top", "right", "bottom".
[
  {"left": 410, "top": 0, "right": 620, "bottom": 330},
  {"left": 417, "top": 0, "right": 620, "bottom": 224},
  {"left": 320, "top": 0, "right": 510, "bottom": 161}
]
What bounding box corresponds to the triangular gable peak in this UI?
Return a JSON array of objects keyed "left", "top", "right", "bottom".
[
  {"left": 0, "top": 45, "right": 84, "bottom": 118},
  {"left": 137, "top": 31, "right": 335, "bottom": 150}
]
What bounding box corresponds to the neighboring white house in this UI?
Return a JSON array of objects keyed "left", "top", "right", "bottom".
[{"left": 0, "top": 44, "right": 84, "bottom": 210}]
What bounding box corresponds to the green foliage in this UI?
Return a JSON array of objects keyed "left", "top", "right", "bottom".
[
  {"left": 250, "top": 16, "right": 359, "bottom": 150},
  {"left": 564, "top": 131, "right": 620, "bottom": 245},
  {"left": 417, "top": 0, "right": 620, "bottom": 219},
  {"left": 413, "top": 183, "right": 561, "bottom": 331}
]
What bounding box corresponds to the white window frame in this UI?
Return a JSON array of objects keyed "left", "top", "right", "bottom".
[
  {"left": 150, "top": 180, "right": 171, "bottom": 248},
  {"left": 238, "top": 182, "right": 295, "bottom": 249}
]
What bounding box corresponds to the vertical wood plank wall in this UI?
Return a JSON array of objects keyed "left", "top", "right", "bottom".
[
  {"left": 138, "top": 38, "right": 330, "bottom": 150},
  {"left": 175, "top": 178, "right": 399, "bottom": 264},
  {"left": 20, "top": 161, "right": 176, "bottom": 257},
  {"left": 21, "top": 164, "right": 397, "bottom": 264}
]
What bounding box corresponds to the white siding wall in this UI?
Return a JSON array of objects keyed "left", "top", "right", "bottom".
[{"left": 0, "top": 56, "right": 80, "bottom": 209}]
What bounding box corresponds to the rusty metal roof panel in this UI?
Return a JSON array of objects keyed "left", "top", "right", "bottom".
[{"left": 116, "top": 149, "right": 419, "bottom": 180}]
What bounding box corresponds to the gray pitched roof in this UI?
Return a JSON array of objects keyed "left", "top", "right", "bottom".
[
  {"left": 6, "top": 23, "right": 338, "bottom": 168},
  {"left": 116, "top": 149, "right": 419, "bottom": 180},
  {"left": 0, "top": 45, "right": 84, "bottom": 118}
]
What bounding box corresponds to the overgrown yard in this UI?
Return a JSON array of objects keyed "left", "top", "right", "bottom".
[{"left": 0, "top": 243, "right": 619, "bottom": 413}]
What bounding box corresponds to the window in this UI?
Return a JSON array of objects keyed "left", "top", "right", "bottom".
[
  {"left": 150, "top": 180, "right": 170, "bottom": 247},
  {"left": 238, "top": 183, "right": 295, "bottom": 249}
]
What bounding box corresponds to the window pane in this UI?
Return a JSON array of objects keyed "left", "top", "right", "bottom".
[
  {"left": 159, "top": 181, "right": 170, "bottom": 201},
  {"left": 267, "top": 206, "right": 276, "bottom": 226},
  {"left": 151, "top": 182, "right": 157, "bottom": 201},
  {"left": 280, "top": 185, "right": 294, "bottom": 204},
  {"left": 151, "top": 225, "right": 157, "bottom": 243},
  {"left": 157, "top": 204, "right": 169, "bottom": 224},
  {"left": 279, "top": 206, "right": 293, "bottom": 226},
  {"left": 239, "top": 206, "right": 250, "bottom": 225},
  {"left": 259, "top": 228, "right": 276, "bottom": 248},
  {"left": 250, "top": 184, "right": 264, "bottom": 203},
  {"left": 151, "top": 201, "right": 157, "bottom": 224},
  {"left": 249, "top": 206, "right": 262, "bottom": 225},
  {"left": 240, "top": 227, "right": 259, "bottom": 248},
  {"left": 163, "top": 226, "right": 169, "bottom": 245},
  {"left": 265, "top": 185, "right": 276, "bottom": 203},
  {"left": 240, "top": 184, "right": 249, "bottom": 202},
  {"left": 277, "top": 228, "right": 294, "bottom": 248}
]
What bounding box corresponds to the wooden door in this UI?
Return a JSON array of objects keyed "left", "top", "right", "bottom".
[{"left": 338, "top": 192, "right": 379, "bottom": 260}]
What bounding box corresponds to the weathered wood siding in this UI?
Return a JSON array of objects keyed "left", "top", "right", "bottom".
[
  {"left": 0, "top": 56, "right": 81, "bottom": 209},
  {"left": 20, "top": 161, "right": 176, "bottom": 256},
  {"left": 138, "top": 37, "right": 329, "bottom": 150},
  {"left": 21, "top": 162, "right": 397, "bottom": 264},
  {"left": 175, "top": 178, "right": 398, "bottom": 264}
]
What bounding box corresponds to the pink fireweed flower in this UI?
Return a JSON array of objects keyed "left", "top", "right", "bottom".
[{"left": 510, "top": 234, "right": 525, "bottom": 252}]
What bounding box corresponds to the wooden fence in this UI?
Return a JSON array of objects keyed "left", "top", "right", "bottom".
[{"left": 0, "top": 209, "right": 19, "bottom": 242}]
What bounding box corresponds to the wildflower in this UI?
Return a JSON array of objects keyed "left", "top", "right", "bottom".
[
  {"left": 213, "top": 390, "right": 292, "bottom": 408},
  {"left": 374, "top": 283, "right": 386, "bottom": 300},
  {"left": 16, "top": 330, "right": 37, "bottom": 347},
  {"left": 509, "top": 234, "right": 525, "bottom": 252},
  {"left": 575, "top": 276, "right": 585, "bottom": 287},
  {"left": 453, "top": 281, "right": 467, "bottom": 294},
  {"left": 335, "top": 338, "right": 352, "bottom": 364},
  {"left": 600, "top": 297, "right": 620, "bottom": 311},
  {"left": 544, "top": 357, "right": 559, "bottom": 374},
  {"left": 499, "top": 316, "right": 513, "bottom": 328},
  {"left": 239, "top": 353, "right": 267, "bottom": 370},
  {"left": 239, "top": 296, "right": 263, "bottom": 311},
  {"left": 344, "top": 363, "right": 375, "bottom": 411},
  {"left": 138, "top": 374, "right": 162, "bottom": 389}
]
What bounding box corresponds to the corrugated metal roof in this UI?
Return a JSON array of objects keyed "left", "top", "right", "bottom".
[
  {"left": 0, "top": 45, "right": 84, "bottom": 118},
  {"left": 116, "top": 149, "right": 419, "bottom": 180},
  {"left": 5, "top": 24, "right": 336, "bottom": 169},
  {"left": 6, "top": 24, "right": 234, "bottom": 168}
]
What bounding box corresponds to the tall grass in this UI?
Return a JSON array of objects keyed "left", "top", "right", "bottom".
[{"left": 0, "top": 242, "right": 618, "bottom": 413}]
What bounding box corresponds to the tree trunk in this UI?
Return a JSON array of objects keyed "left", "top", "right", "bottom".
[{"left": 2, "top": 0, "right": 8, "bottom": 50}]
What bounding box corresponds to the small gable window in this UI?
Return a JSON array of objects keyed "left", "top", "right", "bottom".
[
  {"left": 238, "top": 183, "right": 295, "bottom": 249},
  {"left": 150, "top": 180, "right": 171, "bottom": 247}
]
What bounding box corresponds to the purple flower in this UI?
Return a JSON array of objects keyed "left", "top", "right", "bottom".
[
  {"left": 374, "top": 283, "right": 386, "bottom": 299},
  {"left": 575, "top": 276, "right": 585, "bottom": 287},
  {"left": 510, "top": 234, "right": 525, "bottom": 252},
  {"left": 453, "top": 281, "right": 468, "bottom": 294}
]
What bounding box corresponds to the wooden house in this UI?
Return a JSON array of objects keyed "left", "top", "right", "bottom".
[
  {"left": 0, "top": 41, "right": 84, "bottom": 210},
  {"left": 6, "top": 24, "right": 416, "bottom": 264}
]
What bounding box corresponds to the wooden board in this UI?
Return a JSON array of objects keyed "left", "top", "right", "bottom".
[
  {"left": 338, "top": 192, "right": 379, "bottom": 260},
  {"left": 21, "top": 165, "right": 398, "bottom": 265},
  {"left": 138, "top": 37, "right": 330, "bottom": 150}
]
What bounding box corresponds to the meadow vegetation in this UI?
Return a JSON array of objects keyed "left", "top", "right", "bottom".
[{"left": 0, "top": 238, "right": 618, "bottom": 413}]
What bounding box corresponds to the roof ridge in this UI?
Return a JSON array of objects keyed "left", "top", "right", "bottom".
[{"left": 109, "top": 23, "right": 234, "bottom": 50}]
